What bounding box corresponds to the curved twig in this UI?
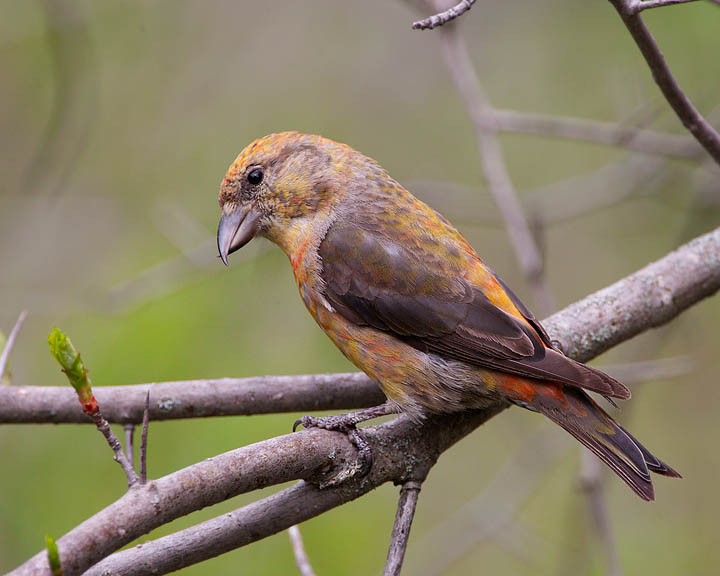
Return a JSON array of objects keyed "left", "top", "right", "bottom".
[
  {"left": 608, "top": 0, "right": 720, "bottom": 166},
  {"left": 412, "top": 0, "right": 476, "bottom": 29}
]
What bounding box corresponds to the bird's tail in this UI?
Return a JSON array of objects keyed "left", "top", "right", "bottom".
[{"left": 497, "top": 379, "right": 681, "bottom": 500}]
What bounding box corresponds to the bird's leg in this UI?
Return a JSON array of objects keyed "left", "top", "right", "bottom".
[{"left": 293, "top": 403, "right": 400, "bottom": 487}]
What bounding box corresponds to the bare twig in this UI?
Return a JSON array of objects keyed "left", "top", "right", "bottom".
[
  {"left": 123, "top": 424, "right": 135, "bottom": 466},
  {"left": 91, "top": 410, "right": 139, "bottom": 487},
  {"left": 0, "top": 310, "right": 28, "bottom": 382},
  {"left": 385, "top": 481, "right": 423, "bottom": 576},
  {"left": 608, "top": 0, "right": 720, "bottom": 166},
  {"left": 288, "top": 526, "right": 316, "bottom": 576},
  {"left": 140, "top": 391, "right": 150, "bottom": 483},
  {"left": 11, "top": 226, "right": 720, "bottom": 576},
  {"left": 634, "top": 0, "right": 701, "bottom": 10},
  {"left": 486, "top": 108, "right": 701, "bottom": 159},
  {"left": 412, "top": 0, "right": 476, "bottom": 29},
  {"left": 0, "top": 372, "right": 385, "bottom": 424}
]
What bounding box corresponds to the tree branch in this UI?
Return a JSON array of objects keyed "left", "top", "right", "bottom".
[
  {"left": 0, "top": 372, "right": 385, "bottom": 424},
  {"left": 608, "top": 0, "right": 720, "bottom": 166},
  {"left": 10, "top": 227, "right": 720, "bottom": 576}
]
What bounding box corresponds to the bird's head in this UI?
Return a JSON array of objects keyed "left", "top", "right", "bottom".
[{"left": 217, "top": 131, "right": 363, "bottom": 265}]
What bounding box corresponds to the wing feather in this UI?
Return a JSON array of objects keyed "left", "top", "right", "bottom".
[{"left": 319, "top": 222, "right": 630, "bottom": 399}]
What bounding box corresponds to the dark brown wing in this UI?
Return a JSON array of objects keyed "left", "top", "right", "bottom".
[{"left": 319, "top": 222, "right": 630, "bottom": 399}]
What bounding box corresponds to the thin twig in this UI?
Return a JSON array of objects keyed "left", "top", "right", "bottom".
[
  {"left": 140, "top": 391, "right": 150, "bottom": 483},
  {"left": 288, "top": 526, "right": 316, "bottom": 576},
  {"left": 634, "top": 0, "right": 701, "bottom": 11},
  {"left": 91, "top": 410, "right": 139, "bottom": 487},
  {"left": 123, "top": 424, "right": 135, "bottom": 467},
  {"left": 412, "top": 0, "right": 476, "bottom": 29},
  {"left": 486, "top": 108, "right": 701, "bottom": 159},
  {"left": 385, "top": 481, "right": 423, "bottom": 576},
  {"left": 608, "top": 0, "right": 720, "bottom": 165},
  {"left": 0, "top": 310, "right": 28, "bottom": 382}
]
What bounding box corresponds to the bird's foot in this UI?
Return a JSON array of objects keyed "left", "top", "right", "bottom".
[{"left": 293, "top": 403, "right": 398, "bottom": 488}]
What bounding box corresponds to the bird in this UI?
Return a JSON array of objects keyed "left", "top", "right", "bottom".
[{"left": 216, "top": 131, "right": 680, "bottom": 500}]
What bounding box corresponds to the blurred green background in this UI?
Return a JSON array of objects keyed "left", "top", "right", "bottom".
[{"left": 1, "top": 1, "right": 719, "bottom": 574}]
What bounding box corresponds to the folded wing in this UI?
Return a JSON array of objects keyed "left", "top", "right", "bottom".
[{"left": 319, "top": 222, "right": 630, "bottom": 400}]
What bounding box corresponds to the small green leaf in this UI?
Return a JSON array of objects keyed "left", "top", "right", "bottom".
[
  {"left": 48, "top": 327, "right": 97, "bottom": 412},
  {"left": 45, "top": 534, "right": 62, "bottom": 576}
]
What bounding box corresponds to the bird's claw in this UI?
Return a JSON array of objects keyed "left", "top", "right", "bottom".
[{"left": 292, "top": 413, "right": 373, "bottom": 487}]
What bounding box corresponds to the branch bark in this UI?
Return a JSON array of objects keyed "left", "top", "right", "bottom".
[
  {"left": 10, "top": 227, "right": 720, "bottom": 576},
  {"left": 0, "top": 372, "right": 385, "bottom": 424}
]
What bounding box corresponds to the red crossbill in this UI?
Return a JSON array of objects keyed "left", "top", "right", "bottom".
[{"left": 217, "top": 132, "right": 679, "bottom": 500}]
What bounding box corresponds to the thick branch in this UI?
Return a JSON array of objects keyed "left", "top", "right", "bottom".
[
  {"left": 12, "top": 227, "right": 720, "bottom": 576},
  {"left": 0, "top": 372, "right": 385, "bottom": 424},
  {"left": 10, "top": 425, "right": 363, "bottom": 576},
  {"left": 16, "top": 408, "right": 507, "bottom": 576},
  {"left": 608, "top": 0, "right": 720, "bottom": 165}
]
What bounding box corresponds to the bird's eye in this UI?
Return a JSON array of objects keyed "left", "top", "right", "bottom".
[{"left": 247, "top": 168, "right": 264, "bottom": 186}]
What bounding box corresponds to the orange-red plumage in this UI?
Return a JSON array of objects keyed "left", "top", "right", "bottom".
[{"left": 217, "top": 132, "right": 679, "bottom": 500}]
